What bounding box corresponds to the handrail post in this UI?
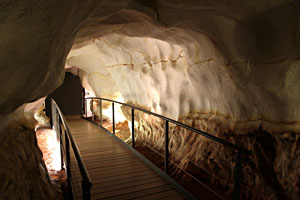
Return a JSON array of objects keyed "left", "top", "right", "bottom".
[
  {"left": 55, "top": 110, "right": 59, "bottom": 133},
  {"left": 65, "top": 130, "right": 70, "bottom": 169},
  {"left": 50, "top": 110, "right": 53, "bottom": 127},
  {"left": 91, "top": 99, "right": 94, "bottom": 121},
  {"left": 85, "top": 99, "right": 87, "bottom": 118},
  {"left": 112, "top": 102, "right": 115, "bottom": 135},
  {"left": 81, "top": 98, "right": 84, "bottom": 118},
  {"left": 82, "top": 88, "right": 85, "bottom": 117},
  {"left": 165, "top": 120, "right": 169, "bottom": 174},
  {"left": 131, "top": 108, "right": 135, "bottom": 148},
  {"left": 233, "top": 150, "right": 242, "bottom": 200},
  {"left": 100, "top": 99, "right": 102, "bottom": 126},
  {"left": 58, "top": 117, "right": 64, "bottom": 170},
  {"left": 82, "top": 180, "right": 91, "bottom": 200},
  {"left": 65, "top": 130, "right": 73, "bottom": 199}
]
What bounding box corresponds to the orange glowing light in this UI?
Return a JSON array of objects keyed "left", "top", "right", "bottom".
[{"left": 36, "top": 128, "right": 61, "bottom": 177}]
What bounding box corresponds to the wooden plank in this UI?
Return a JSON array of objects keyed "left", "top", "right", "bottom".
[
  {"left": 92, "top": 179, "right": 168, "bottom": 195},
  {"left": 72, "top": 154, "right": 137, "bottom": 164},
  {"left": 71, "top": 165, "right": 152, "bottom": 180},
  {"left": 65, "top": 116, "right": 186, "bottom": 200},
  {"left": 132, "top": 189, "right": 180, "bottom": 200},
  {"left": 84, "top": 160, "right": 145, "bottom": 170},
  {"left": 72, "top": 162, "right": 149, "bottom": 176},
  {"left": 93, "top": 181, "right": 170, "bottom": 199},
  {"left": 88, "top": 173, "right": 161, "bottom": 188},
  {"left": 100, "top": 185, "right": 175, "bottom": 200},
  {"left": 73, "top": 170, "right": 156, "bottom": 185},
  {"left": 78, "top": 149, "right": 130, "bottom": 156}
]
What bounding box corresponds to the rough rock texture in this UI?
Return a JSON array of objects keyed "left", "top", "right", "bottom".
[
  {"left": 1, "top": 0, "right": 300, "bottom": 199},
  {"left": 0, "top": 106, "right": 58, "bottom": 199},
  {"left": 66, "top": 2, "right": 300, "bottom": 198},
  {"left": 68, "top": 0, "right": 300, "bottom": 133},
  {"left": 0, "top": 0, "right": 98, "bottom": 114},
  {"left": 121, "top": 108, "right": 300, "bottom": 199},
  {"left": 0, "top": 1, "right": 99, "bottom": 198}
]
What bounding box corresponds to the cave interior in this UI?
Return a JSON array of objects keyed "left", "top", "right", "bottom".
[{"left": 0, "top": 0, "right": 300, "bottom": 200}]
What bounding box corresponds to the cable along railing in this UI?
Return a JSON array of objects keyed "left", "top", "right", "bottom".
[
  {"left": 81, "top": 97, "right": 251, "bottom": 200},
  {"left": 51, "top": 99, "right": 92, "bottom": 200}
]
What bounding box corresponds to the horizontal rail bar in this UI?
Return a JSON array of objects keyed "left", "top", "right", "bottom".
[
  {"left": 82, "top": 97, "right": 251, "bottom": 155},
  {"left": 52, "top": 99, "right": 92, "bottom": 186}
]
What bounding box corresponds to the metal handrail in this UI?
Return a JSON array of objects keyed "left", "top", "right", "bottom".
[
  {"left": 82, "top": 96, "right": 251, "bottom": 200},
  {"left": 51, "top": 99, "right": 92, "bottom": 200},
  {"left": 83, "top": 97, "right": 250, "bottom": 154}
]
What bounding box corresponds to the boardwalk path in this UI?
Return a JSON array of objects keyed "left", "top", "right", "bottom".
[{"left": 66, "top": 116, "right": 186, "bottom": 200}]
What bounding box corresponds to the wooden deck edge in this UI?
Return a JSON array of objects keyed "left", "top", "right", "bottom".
[{"left": 82, "top": 117, "right": 197, "bottom": 200}]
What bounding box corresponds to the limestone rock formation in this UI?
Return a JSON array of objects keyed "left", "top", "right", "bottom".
[
  {"left": 67, "top": 1, "right": 300, "bottom": 199},
  {"left": 0, "top": 106, "right": 58, "bottom": 199},
  {"left": 0, "top": 0, "right": 300, "bottom": 199},
  {"left": 0, "top": 1, "right": 99, "bottom": 199},
  {"left": 0, "top": 0, "right": 98, "bottom": 115}
]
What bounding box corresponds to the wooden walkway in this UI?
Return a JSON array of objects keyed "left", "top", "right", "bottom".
[{"left": 66, "top": 116, "right": 186, "bottom": 200}]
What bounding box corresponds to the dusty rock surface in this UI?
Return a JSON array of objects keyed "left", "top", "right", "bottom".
[
  {"left": 1, "top": 0, "right": 300, "bottom": 199},
  {"left": 0, "top": 108, "right": 59, "bottom": 199}
]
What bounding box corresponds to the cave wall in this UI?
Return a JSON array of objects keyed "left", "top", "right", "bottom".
[
  {"left": 0, "top": 107, "right": 58, "bottom": 199},
  {"left": 68, "top": 0, "right": 300, "bottom": 133},
  {"left": 0, "top": 0, "right": 99, "bottom": 115},
  {"left": 66, "top": 1, "right": 300, "bottom": 199},
  {"left": 0, "top": 1, "right": 99, "bottom": 199},
  {"left": 0, "top": 0, "right": 300, "bottom": 199}
]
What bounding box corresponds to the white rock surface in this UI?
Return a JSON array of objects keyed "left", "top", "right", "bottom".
[
  {"left": 0, "top": 0, "right": 300, "bottom": 199},
  {"left": 67, "top": 0, "right": 300, "bottom": 133},
  {"left": 64, "top": 2, "right": 300, "bottom": 198}
]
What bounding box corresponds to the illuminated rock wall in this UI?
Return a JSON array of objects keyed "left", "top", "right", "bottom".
[
  {"left": 68, "top": 0, "right": 300, "bottom": 133},
  {"left": 0, "top": 0, "right": 299, "bottom": 199},
  {"left": 66, "top": 1, "right": 300, "bottom": 199},
  {"left": 121, "top": 109, "right": 299, "bottom": 199},
  {"left": 0, "top": 107, "right": 58, "bottom": 199}
]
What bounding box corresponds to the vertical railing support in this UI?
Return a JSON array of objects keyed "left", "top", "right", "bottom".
[
  {"left": 65, "top": 130, "right": 70, "bottom": 170},
  {"left": 81, "top": 99, "right": 83, "bottom": 117},
  {"left": 100, "top": 99, "right": 102, "bottom": 126},
  {"left": 112, "top": 102, "right": 115, "bottom": 135},
  {"left": 50, "top": 111, "right": 53, "bottom": 127},
  {"left": 233, "top": 150, "right": 242, "bottom": 200},
  {"left": 91, "top": 100, "right": 94, "bottom": 121},
  {"left": 82, "top": 180, "right": 91, "bottom": 200},
  {"left": 82, "top": 88, "right": 85, "bottom": 117},
  {"left": 131, "top": 108, "right": 135, "bottom": 148},
  {"left": 81, "top": 99, "right": 84, "bottom": 118},
  {"left": 65, "top": 130, "right": 73, "bottom": 199},
  {"left": 165, "top": 120, "right": 169, "bottom": 174},
  {"left": 58, "top": 117, "right": 64, "bottom": 170},
  {"left": 85, "top": 99, "right": 87, "bottom": 118}
]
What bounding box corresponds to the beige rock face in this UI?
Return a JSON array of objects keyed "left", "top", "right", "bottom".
[
  {"left": 67, "top": 1, "right": 300, "bottom": 199},
  {"left": 0, "top": 0, "right": 300, "bottom": 199},
  {"left": 0, "top": 1, "right": 98, "bottom": 199},
  {"left": 0, "top": 107, "right": 58, "bottom": 199},
  {"left": 0, "top": 0, "right": 98, "bottom": 114},
  {"left": 69, "top": 0, "right": 300, "bottom": 133},
  {"left": 120, "top": 109, "right": 300, "bottom": 199}
]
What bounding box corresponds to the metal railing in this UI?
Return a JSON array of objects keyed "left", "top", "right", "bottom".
[
  {"left": 81, "top": 97, "right": 251, "bottom": 200},
  {"left": 51, "top": 99, "right": 92, "bottom": 200}
]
